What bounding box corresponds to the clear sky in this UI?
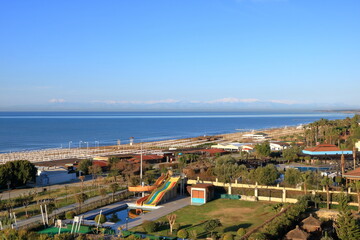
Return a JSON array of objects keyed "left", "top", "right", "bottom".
[{"left": 1, "top": 0, "right": 360, "bottom": 111}]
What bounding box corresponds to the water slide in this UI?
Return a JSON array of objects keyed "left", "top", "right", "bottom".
[
  {"left": 142, "top": 176, "right": 180, "bottom": 206},
  {"left": 128, "top": 174, "right": 167, "bottom": 192}
]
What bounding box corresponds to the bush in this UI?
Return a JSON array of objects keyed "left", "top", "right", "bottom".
[
  {"left": 237, "top": 228, "right": 246, "bottom": 237},
  {"left": 65, "top": 211, "right": 76, "bottom": 220},
  {"left": 95, "top": 214, "right": 107, "bottom": 224},
  {"left": 177, "top": 229, "right": 189, "bottom": 239},
  {"left": 142, "top": 220, "right": 157, "bottom": 233},
  {"left": 108, "top": 213, "right": 120, "bottom": 222},
  {"left": 223, "top": 233, "right": 234, "bottom": 240},
  {"left": 173, "top": 223, "right": 181, "bottom": 231}
]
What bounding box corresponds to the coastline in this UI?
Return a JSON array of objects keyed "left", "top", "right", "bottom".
[{"left": 0, "top": 125, "right": 303, "bottom": 164}]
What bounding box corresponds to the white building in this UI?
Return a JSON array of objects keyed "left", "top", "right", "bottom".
[
  {"left": 36, "top": 166, "right": 77, "bottom": 186},
  {"left": 211, "top": 142, "right": 244, "bottom": 151},
  {"left": 270, "top": 142, "right": 290, "bottom": 151},
  {"left": 242, "top": 133, "right": 268, "bottom": 141}
]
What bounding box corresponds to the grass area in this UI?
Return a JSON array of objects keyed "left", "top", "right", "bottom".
[{"left": 132, "top": 199, "right": 277, "bottom": 238}]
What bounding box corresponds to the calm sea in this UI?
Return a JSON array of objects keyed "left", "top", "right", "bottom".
[{"left": 0, "top": 111, "right": 352, "bottom": 153}]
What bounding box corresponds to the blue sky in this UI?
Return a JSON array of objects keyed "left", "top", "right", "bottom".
[{"left": 1, "top": 0, "right": 360, "bottom": 110}]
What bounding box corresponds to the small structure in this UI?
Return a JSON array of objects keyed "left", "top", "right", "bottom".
[
  {"left": 302, "top": 144, "right": 352, "bottom": 156},
  {"left": 301, "top": 214, "right": 322, "bottom": 232},
  {"left": 187, "top": 183, "right": 214, "bottom": 205},
  {"left": 285, "top": 225, "right": 310, "bottom": 240},
  {"left": 36, "top": 166, "right": 77, "bottom": 186}
]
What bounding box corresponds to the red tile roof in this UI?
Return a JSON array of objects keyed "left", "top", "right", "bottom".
[
  {"left": 93, "top": 160, "right": 108, "bottom": 167},
  {"left": 304, "top": 144, "right": 341, "bottom": 152},
  {"left": 343, "top": 167, "right": 360, "bottom": 178},
  {"left": 200, "top": 149, "right": 226, "bottom": 154}
]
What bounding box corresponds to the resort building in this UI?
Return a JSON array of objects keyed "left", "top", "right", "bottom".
[
  {"left": 355, "top": 140, "right": 360, "bottom": 151},
  {"left": 211, "top": 142, "right": 244, "bottom": 151},
  {"left": 36, "top": 166, "right": 77, "bottom": 186},
  {"left": 242, "top": 132, "right": 268, "bottom": 141},
  {"left": 270, "top": 142, "right": 290, "bottom": 151},
  {"left": 241, "top": 144, "right": 256, "bottom": 153},
  {"left": 302, "top": 144, "right": 352, "bottom": 156}
]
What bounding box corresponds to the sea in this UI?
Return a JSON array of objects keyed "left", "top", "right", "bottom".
[{"left": 0, "top": 111, "right": 353, "bottom": 153}]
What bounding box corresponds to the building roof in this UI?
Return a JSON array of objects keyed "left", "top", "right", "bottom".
[
  {"left": 128, "top": 154, "right": 164, "bottom": 163},
  {"left": 304, "top": 144, "right": 341, "bottom": 152},
  {"left": 199, "top": 149, "right": 226, "bottom": 154},
  {"left": 301, "top": 214, "right": 321, "bottom": 227},
  {"left": 270, "top": 142, "right": 290, "bottom": 146},
  {"left": 93, "top": 160, "right": 109, "bottom": 167},
  {"left": 343, "top": 167, "right": 360, "bottom": 178},
  {"left": 285, "top": 226, "right": 310, "bottom": 240}
]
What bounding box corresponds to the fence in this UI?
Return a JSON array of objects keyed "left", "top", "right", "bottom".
[{"left": 188, "top": 178, "right": 360, "bottom": 206}]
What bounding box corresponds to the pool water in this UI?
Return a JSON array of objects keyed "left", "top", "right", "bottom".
[
  {"left": 106, "top": 208, "right": 150, "bottom": 223},
  {"left": 295, "top": 166, "right": 332, "bottom": 172}
]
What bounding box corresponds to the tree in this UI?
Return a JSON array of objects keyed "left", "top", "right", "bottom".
[
  {"left": 284, "top": 168, "right": 302, "bottom": 186},
  {"left": 0, "top": 160, "right": 37, "bottom": 188},
  {"left": 88, "top": 164, "right": 102, "bottom": 180},
  {"left": 21, "top": 191, "right": 36, "bottom": 218},
  {"left": 177, "top": 229, "right": 188, "bottom": 240},
  {"left": 351, "top": 181, "right": 360, "bottom": 213},
  {"left": 282, "top": 146, "right": 301, "bottom": 163},
  {"left": 75, "top": 193, "right": 88, "bottom": 213},
  {"left": 335, "top": 193, "right": 360, "bottom": 240},
  {"left": 95, "top": 214, "right": 107, "bottom": 224},
  {"left": 254, "top": 142, "right": 271, "bottom": 159},
  {"left": 109, "top": 183, "right": 119, "bottom": 201},
  {"left": 203, "top": 219, "right": 221, "bottom": 237},
  {"left": 255, "top": 164, "right": 279, "bottom": 185},
  {"left": 321, "top": 176, "right": 333, "bottom": 209},
  {"left": 78, "top": 159, "right": 92, "bottom": 175},
  {"left": 65, "top": 211, "right": 76, "bottom": 219},
  {"left": 167, "top": 214, "right": 177, "bottom": 234}
]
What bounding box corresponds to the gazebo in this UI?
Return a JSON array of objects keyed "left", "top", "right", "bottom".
[
  {"left": 285, "top": 225, "right": 310, "bottom": 240},
  {"left": 301, "top": 214, "right": 322, "bottom": 232}
]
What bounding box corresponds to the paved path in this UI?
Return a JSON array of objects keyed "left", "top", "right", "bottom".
[
  {"left": 14, "top": 189, "right": 128, "bottom": 229},
  {"left": 113, "top": 197, "right": 190, "bottom": 231}
]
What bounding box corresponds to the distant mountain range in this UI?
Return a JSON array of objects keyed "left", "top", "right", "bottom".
[{"left": 1, "top": 99, "right": 359, "bottom": 112}]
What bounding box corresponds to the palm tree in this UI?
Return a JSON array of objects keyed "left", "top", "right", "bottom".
[
  {"left": 321, "top": 176, "right": 333, "bottom": 210},
  {"left": 351, "top": 181, "right": 360, "bottom": 213}
]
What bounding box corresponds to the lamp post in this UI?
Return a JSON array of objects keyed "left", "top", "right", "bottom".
[
  {"left": 79, "top": 141, "right": 83, "bottom": 148},
  {"left": 68, "top": 141, "right": 72, "bottom": 150}
]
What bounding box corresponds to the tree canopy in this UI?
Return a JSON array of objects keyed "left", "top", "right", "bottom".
[{"left": 0, "top": 160, "right": 37, "bottom": 188}]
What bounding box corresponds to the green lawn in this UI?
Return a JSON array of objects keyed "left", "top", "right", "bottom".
[{"left": 132, "top": 199, "right": 277, "bottom": 238}]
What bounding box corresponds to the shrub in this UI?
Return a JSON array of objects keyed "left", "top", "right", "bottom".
[
  {"left": 142, "top": 220, "right": 157, "bottom": 233},
  {"left": 173, "top": 223, "right": 181, "bottom": 231},
  {"left": 237, "top": 228, "right": 246, "bottom": 237},
  {"left": 108, "top": 213, "right": 120, "bottom": 222},
  {"left": 95, "top": 214, "right": 107, "bottom": 224},
  {"left": 65, "top": 211, "right": 76, "bottom": 220},
  {"left": 223, "top": 233, "right": 234, "bottom": 240},
  {"left": 177, "top": 229, "right": 189, "bottom": 239}
]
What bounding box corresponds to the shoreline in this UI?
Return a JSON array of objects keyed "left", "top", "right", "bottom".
[{"left": 0, "top": 124, "right": 304, "bottom": 164}]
